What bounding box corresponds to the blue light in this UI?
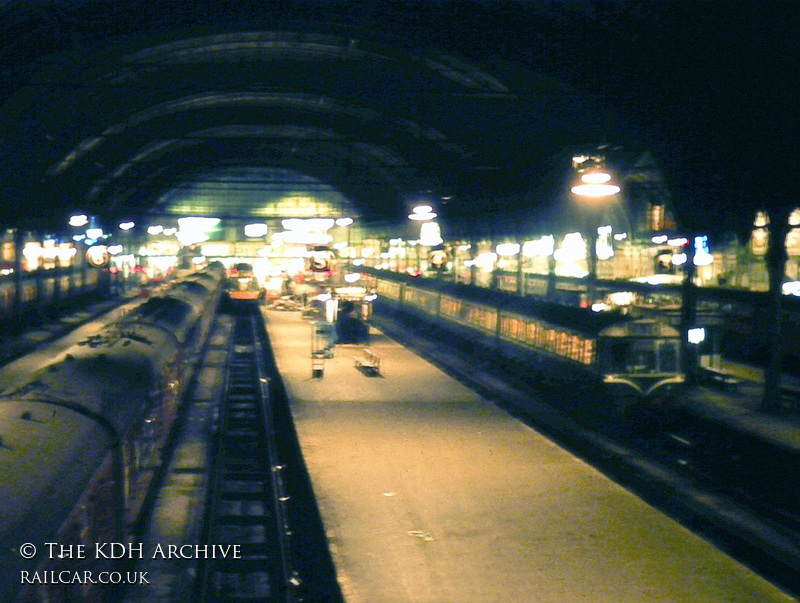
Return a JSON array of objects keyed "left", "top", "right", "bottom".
[{"left": 694, "top": 235, "right": 709, "bottom": 254}]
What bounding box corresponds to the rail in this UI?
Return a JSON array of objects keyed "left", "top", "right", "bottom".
[{"left": 195, "top": 311, "right": 298, "bottom": 602}]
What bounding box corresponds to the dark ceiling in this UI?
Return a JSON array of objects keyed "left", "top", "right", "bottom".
[{"left": 1, "top": 0, "right": 797, "bottom": 236}]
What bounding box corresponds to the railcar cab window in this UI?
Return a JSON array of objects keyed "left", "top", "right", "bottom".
[{"left": 602, "top": 339, "right": 679, "bottom": 374}]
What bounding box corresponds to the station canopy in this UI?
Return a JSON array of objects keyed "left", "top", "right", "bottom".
[{"left": 0, "top": 1, "right": 786, "bottom": 237}]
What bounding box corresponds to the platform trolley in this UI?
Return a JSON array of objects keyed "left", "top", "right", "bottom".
[{"left": 311, "top": 320, "right": 335, "bottom": 378}]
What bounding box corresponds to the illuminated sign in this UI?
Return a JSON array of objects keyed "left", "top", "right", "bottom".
[
  {"left": 86, "top": 245, "right": 110, "bottom": 268},
  {"left": 428, "top": 248, "right": 449, "bottom": 270}
]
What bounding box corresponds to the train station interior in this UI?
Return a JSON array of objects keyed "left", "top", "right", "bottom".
[{"left": 2, "top": 2, "right": 800, "bottom": 602}]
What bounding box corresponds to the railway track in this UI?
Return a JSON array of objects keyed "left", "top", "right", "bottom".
[
  {"left": 195, "top": 310, "right": 299, "bottom": 603},
  {"left": 655, "top": 412, "right": 800, "bottom": 533}
]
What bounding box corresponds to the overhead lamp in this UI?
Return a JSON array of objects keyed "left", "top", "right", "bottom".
[
  {"left": 409, "top": 204, "right": 437, "bottom": 220},
  {"left": 571, "top": 155, "right": 619, "bottom": 197},
  {"left": 244, "top": 223, "right": 269, "bottom": 238},
  {"left": 119, "top": 221, "right": 135, "bottom": 231},
  {"left": 419, "top": 222, "right": 443, "bottom": 246},
  {"left": 580, "top": 172, "right": 612, "bottom": 184},
  {"left": 69, "top": 214, "right": 89, "bottom": 228},
  {"left": 178, "top": 217, "right": 220, "bottom": 230},
  {"left": 496, "top": 243, "right": 520, "bottom": 256},
  {"left": 282, "top": 218, "right": 334, "bottom": 231},
  {"left": 571, "top": 182, "right": 620, "bottom": 197}
]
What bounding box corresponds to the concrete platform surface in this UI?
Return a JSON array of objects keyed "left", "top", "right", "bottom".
[{"left": 264, "top": 309, "right": 794, "bottom": 603}]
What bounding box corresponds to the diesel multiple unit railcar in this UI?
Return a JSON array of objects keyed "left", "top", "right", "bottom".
[
  {"left": 224, "top": 262, "right": 265, "bottom": 303},
  {"left": 0, "top": 262, "right": 223, "bottom": 603},
  {"left": 360, "top": 267, "right": 684, "bottom": 419}
]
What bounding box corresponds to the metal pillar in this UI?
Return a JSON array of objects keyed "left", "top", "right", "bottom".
[
  {"left": 679, "top": 235, "right": 699, "bottom": 384},
  {"left": 762, "top": 208, "right": 790, "bottom": 412}
]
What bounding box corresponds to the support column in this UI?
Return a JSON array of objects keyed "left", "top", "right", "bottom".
[
  {"left": 546, "top": 237, "right": 557, "bottom": 301},
  {"left": 469, "top": 238, "right": 477, "bottom": 286},
  {"left": 679, "top": 235, "right": 698, "bottom": 384},
  {"left": 12, "top": 228, "right": 23, "bottom": 332},
  {"left": 586, "top": 227, "right": 598, "bottom": 304},
  {"left": 762, "top": 207, "right": 790, "bottom": 412}
]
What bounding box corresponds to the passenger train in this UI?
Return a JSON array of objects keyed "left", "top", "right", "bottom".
[
  {"left": 360, "top": 267, "right": 684, "bottom": 421},
  {"left": 0, "top": 262, "right": 224, "bottom": 603},
  {"left": 0, "top": 268, "right": 103, "bottom": 321},
  {"left": 224, "top": 262, "right": 265, "bottom": 303}
]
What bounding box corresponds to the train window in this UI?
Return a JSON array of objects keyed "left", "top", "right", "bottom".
[
  {"left": 658, "top": 341, "right": 679, "bottom": 372},
  {"left": 570, "top": 335, "right": 581, "bottom": 362},
  {"left": 526, "top": 321, "right": 538, "bottom": 344},
  {"left": 583, "top": 340, "right": 595, "bottom": 365},
  {"left": 440, "top": 296, "right": 462, "bottom": 318},
  {"left": 546, "top": 329, "right": 557, "bottom": 353},
  {"left": 558, "top": 332, "right": 569, "bottom": 357},
  {"left": 510, "top": 317, "right": 523, "bottom": 340},
  {"left": 601, "top": 341, "right": 646, "bottom": 373},
  {"left": 627, "top": 341, "right": 658, "bottom": 374}
]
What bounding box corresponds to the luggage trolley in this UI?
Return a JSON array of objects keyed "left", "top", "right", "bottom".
[{"left": 311, "top": 320, "right": 335, "bottom": 378}]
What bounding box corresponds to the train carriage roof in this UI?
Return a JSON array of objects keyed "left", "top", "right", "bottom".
[
  {"left": 172, "top": 279, "right": 215, "bottom": 300},
  {"left": 0, "top": 400, "right": 109, "bottom": 597},
  {"left": 118, "top": 295, "right": 200, "bottom": 344},
  {"left": 365, "top": 267, "right": 628, "bottom": 335}
]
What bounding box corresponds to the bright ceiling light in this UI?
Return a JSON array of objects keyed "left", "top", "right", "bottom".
[
  {"left": 580, "top": 172, "right": 612, "bottom": 184},
  {"left": 571, "top": 183, "right": 620, "bottom": 196},
  {"left": 496, "top": 243, "right": 520, "bottom": 256},
  {"left": 282, "top": 218, "right": 335, "bottom": 231},
  {"left": 419, "top": 222, "right": 443, "bottom": 246},
  {"left": 408, "top": 211, "right": 437, "bottom": 221},
  {"left": 244, "top": 223, "right": 269, "bottom": 237},
  {"left": 178, "top": 217, "right": 220, "bottom": 231},
  {"left": 69, "top": 214, "right": 89, "bottom": 227}
]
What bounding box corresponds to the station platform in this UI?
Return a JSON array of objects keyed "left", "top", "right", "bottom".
[
  {"left": 263, "top": 309, "right": 794, "bottom": 603},
  {"left": 685, "top": 359, "right": 800, "bottom": 455}
]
